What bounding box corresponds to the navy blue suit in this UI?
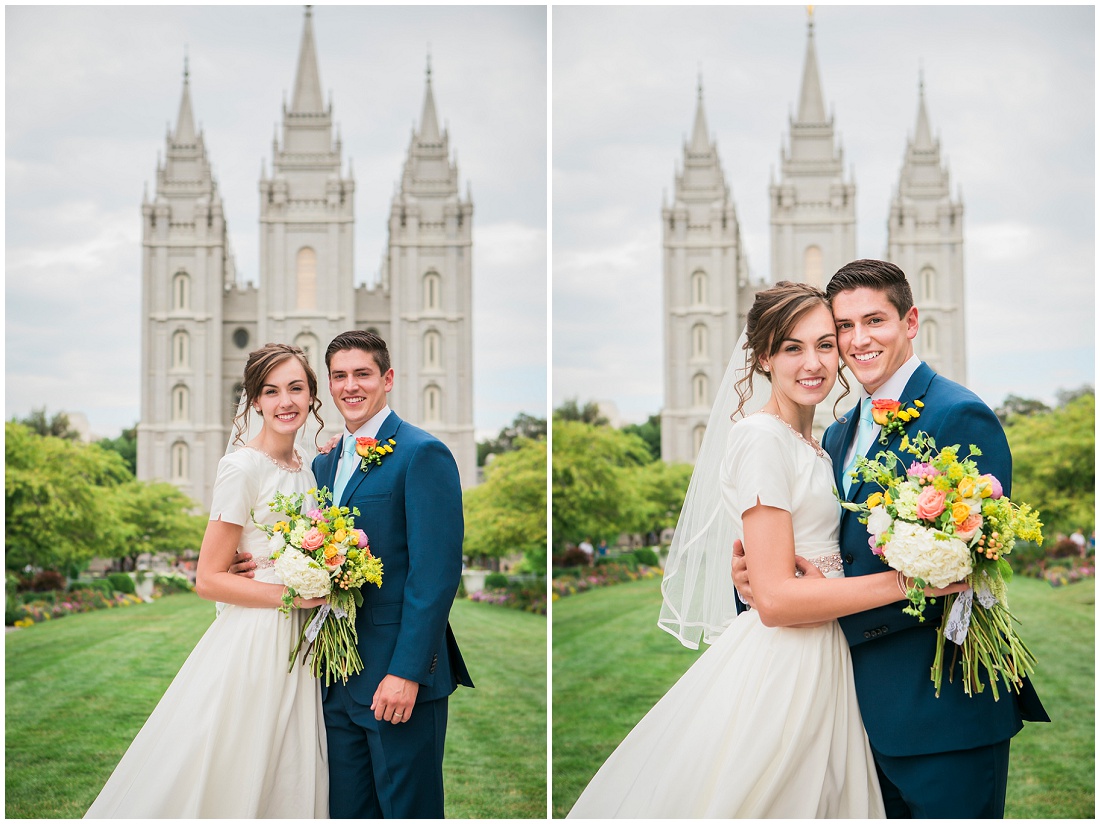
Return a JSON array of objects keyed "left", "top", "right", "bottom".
[
  {"left": 312, "top": 411, "right": 473, "bottom": 818},
  {"left": 823, "top": 363, "right": 1047, "bottom": 816}
]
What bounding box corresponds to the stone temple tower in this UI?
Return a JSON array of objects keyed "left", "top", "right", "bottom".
[
  {"left": 138, "top": 8, "right": 477, "bottom": 508},
  {"left": 887, "top": 76, "right": 967, "bottom": 384},
  {"left": 770, "top": 10, "right": 857, "bottom": 287},
  {"left": 660, "top": 79, "right": 756, "bottom": 464}
]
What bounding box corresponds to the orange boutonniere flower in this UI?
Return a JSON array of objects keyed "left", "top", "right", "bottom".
[
  {"left": 874, "top": 398, "right": 924, "bottom": 445},
  {"left": 354, "top": 436, "right": 396, "bottom": 474}
]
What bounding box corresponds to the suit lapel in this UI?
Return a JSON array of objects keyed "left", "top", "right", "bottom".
[
  {"left": 314, "top": 442, "right": 340, "bottom": 499},
  {"left": 340, "top": 412, "right": 403, "bottom": 507},
  {"left": 831, "top": 401, "right": 861, "bottom": 495}
]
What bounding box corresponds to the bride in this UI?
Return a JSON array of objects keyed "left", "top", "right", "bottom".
[
  {"left": 567, "top": 282, "right": 965, "bottom": 818},
  {"left": 85, "top": 343, "right": 330, "bottom": 818}
]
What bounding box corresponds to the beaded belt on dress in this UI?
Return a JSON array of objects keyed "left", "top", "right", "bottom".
[
  {"left": 253, "top": 557, "right": 275, "bottom": 570},
  {"left": 809, "top": 553, "right": 843, "bottom": 574}
]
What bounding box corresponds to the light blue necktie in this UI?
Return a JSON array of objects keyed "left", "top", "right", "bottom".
[
  {"left": 843, "top": 398, "right": 876, "bottom": 496},
  {"left": 333, "top": 436, "right": 358, "bottom": 504}
]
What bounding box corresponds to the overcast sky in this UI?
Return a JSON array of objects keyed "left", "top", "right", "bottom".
[
  {"left": 6, "top": 5, "right": 547, "bottom": 440},
  {"left": 553, "top": 5, "right": 1095, "bottom": 424}
]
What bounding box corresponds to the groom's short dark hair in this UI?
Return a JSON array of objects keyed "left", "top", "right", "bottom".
[
  {"left": 325, "top": 330, "right": 392, "bottom": 374},
  {"left": 826, "top": 259, "right": 914, "bottom": 318}
]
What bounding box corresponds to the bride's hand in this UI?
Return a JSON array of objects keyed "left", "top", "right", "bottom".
[
  {"left": 318, "top": 434, "right": 342, "bottom": 455},
  {"left": 927, "top": 581, "right": 970, "bottom": 597},
  {"left": 293, "top": 595, "right": 328, "bottom": 609}
]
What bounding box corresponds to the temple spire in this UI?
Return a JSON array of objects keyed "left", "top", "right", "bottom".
[
  {"left": 796, "top": 7, "right": 827, "bottom": 123},
  {"left": 419, "top": 52, "right": 441, "bottom": 141},
  {"left": 173, "top": 51, "right": 196, "bottom": 143},
  {"left": 689, "top": 73, "right": 710, "bottom": 153},
  {"left": 913, "top": 69, "right": 934, "bottom": 149},
  {"left": 290, "top": 5, "right": 324, "bottom": 114}
]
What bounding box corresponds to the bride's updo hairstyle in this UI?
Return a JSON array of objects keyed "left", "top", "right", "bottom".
[
  {"left": 230, "top": 343, "right": 324, "bottom": 446},
  {"left": 732, "top": 280, "right": 849, "bottom": 418}
]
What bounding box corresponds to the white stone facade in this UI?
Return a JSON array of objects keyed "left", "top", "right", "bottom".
[
  {"left": 662, "top": 15, "right": 967, "bottom": 461},
  {"left": 137, "top": 9, "right": 476, "bottom": 507}
]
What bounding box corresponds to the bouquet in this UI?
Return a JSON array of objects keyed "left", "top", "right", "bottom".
[
  {"left": 252, "top": 487, "right": 383, "bottom": 685},
  {"left": 843, "top": 430, "right": 1043, "bottom": 699}
]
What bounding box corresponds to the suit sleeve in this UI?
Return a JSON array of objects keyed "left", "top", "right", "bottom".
[
  {"left": 844, "top": 394, "right": 1012, "bottom": 647},
  {"left": 386, "top": 438, "right": 464, "bottom": 686}
]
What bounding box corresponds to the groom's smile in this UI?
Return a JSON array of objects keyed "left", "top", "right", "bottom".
[{"left": 328, "top": 348, "right": 394, "bottom": 431}]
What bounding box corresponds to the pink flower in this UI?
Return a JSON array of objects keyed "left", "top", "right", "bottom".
[
  {"left": 979, "top": 474, "right": 1003, "bottom": 500},
  {"left": 916, "top": 487, "right": 948, "bottom": 521},
  {"left": 955, "top": 513, "right": 984, "bottom": 543},
  {"left": 306, "top": 508, "right": 325, "bottom": 520},
  {"left": 869, "top": 535, "right": 885, "bottom": 556},
  {"left": 907, "top": 462, "right": 940, "bottom": 482},
  {"left": 352, "top": 529, "right": 369, "bottom": 548},
  {"left": 301, "top": 527, "right": 325, "bottom": 550},
  {"left": 325, "top": 554, "right": 345, "bottom": 567}
]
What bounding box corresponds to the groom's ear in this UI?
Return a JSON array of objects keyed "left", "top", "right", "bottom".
[{"left": 904, "top": 306, "right": 919, "bottom": 340}]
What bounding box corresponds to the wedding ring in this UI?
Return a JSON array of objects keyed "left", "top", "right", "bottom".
[{"left": 394, "top": 711, "right": 404, "bottom": 718}]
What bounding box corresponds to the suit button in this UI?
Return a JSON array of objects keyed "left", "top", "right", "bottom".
[
  {"left": 864, "top": 631, "right": 872, "bottom": 639},
  {"left": 844, "top": 554, "right": 854, "bottom": 564}
]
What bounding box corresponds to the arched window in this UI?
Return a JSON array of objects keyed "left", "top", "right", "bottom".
[
  {"left": 296, "top": 247, "right": 317, "bottom": 310},
  {"left": 921, "top": 319, "right": 938, "bottom": 356},
  {"left": 920, "top": 266, "right": 936, "bottom": 303},
  {"left": 692, "top": 373, "right": 708, "bottom": 407},
  {"left": 693, "top": 425, "right": 707, "bottom": 459},
  {"left": 233, "top": 327, "right": 250, "bottom": 349},
  {"left": 423, "top": 271, "right": 442, "bottom": 312},
  {"left": 171, "top": 384, "right": 190, "bottom": 422},
  {"left": 804, "top": 245, "right": 824, "bottom": 289},
  {"left": 171, "top": 441, "right": 189, "bottom": 481},
  {"left": 424, "top": 330, "right": 442, "bottom": 369},
  {"left": 294, "top": 332, "right": 320, "bottom": 375},
  {"left": 173, "top": 271, "right": 190, "bottom": 311},
  {"left": 171, "top": 330, "right": 190, "bottom": 369},
  {"left": 691, "top": 323, "right": 708, "bottom": 359},
  {"left": 424, "top": 385, "right": 442, "bottom": 422},
  {"left": 691, "top": 270, "right": 708, "bottom": 305}
]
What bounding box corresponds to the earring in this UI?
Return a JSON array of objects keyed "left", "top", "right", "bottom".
[
  {"left": 253, "top": 406, "right": 261, "bottom": 413},
  {"left": 763, "top": 366, "right": 770, "bottom": 373}
]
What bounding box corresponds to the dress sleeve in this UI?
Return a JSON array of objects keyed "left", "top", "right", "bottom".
[
  {"left": 208, "top": 454, "right": 257, "bottom": 526},
  {"left": 725, "top": 422, "right": 796, "bottom": 515}
]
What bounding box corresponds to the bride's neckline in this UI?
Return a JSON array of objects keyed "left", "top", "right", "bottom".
[
  {"left": 243, "top": 444, "right": 304, "bottom": 473},
  {"left": 754, "top": 411, "right": 826, "bottom": 459}
]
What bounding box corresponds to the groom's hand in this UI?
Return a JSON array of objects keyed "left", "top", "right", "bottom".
[
  {"left": 228, "top": 551, "right": 256, "bottom": 578},
  {"left": 731, "top": 540, "right": 755, "bottom": 608},
  {"left": 372, "top": 674, "right": 419, "bottom": 724}
]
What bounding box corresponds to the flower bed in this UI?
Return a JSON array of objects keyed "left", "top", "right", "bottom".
[
  {"left": 7, "top": 572, "right": 195, "bottom": 628},
  {"left": 551, "top": 562, "right": 662, "bottom": 601},
  {"left": 467, "top": 579, "right": 547, "bottom": 616}
]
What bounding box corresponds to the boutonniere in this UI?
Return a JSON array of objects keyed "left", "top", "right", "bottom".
[
  {"left": 872, "top": 398, "right": 924, "bottom": 445},
  {"left": 355, "top": 436, "right": 396, "bottom": 474}
]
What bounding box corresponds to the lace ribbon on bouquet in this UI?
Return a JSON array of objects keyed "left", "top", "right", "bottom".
[
  {"left": 304, "top": 603, "right": 348, "bottom": 643},
  {"left": 944, "top": 580, "right": 999, "bottom": 645}
]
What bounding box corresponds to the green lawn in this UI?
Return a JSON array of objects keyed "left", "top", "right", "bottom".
[
  {"left": 5, "top": 594, "right": 546, "bottom": 819},
  {"left": 552, "top": 576, "right": 1094, "bottom": 819}
]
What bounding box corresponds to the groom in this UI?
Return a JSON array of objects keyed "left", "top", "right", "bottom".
[
  {"left": 236, "top": 330, "right": 473, "bottom": 817},
  {"left": 733, "top": 260, "right": 1047, "bottom": 817}
]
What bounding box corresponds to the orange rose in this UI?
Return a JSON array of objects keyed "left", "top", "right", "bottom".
[
  {"left": 355, "top": 437, "right": 378, "bottom": 458},
  {"left": 951, "top": 501, "right": 971, "bottom": 525},
  {"left": 871, "top": 398, "right": 902, "bottom": 425}
]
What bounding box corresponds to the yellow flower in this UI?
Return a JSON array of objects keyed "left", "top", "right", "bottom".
[
  {"left": 957, "top": 477, "right": 977, "bottom": 499},
  {"left": 388, "top": 438, "right": 396, "bottom": 445},
  {"left": 914, "top": 399, "right": 925, "bottom": 408},
  {"left": 867, "top": 492, "right": 885, "bottom": 509},
  {"left": 908, "top": 408, "right": 920, "bottom": 418},
  {"left": 334, "top": 529, "right": 348, "bottom": 544},
  {"left": 334, "top": 517, "right": 347, "bottom": 531},
  {"left": 274, "top": 520, "right": 288, "bottom": 533},
  {"left": 324, "top": 545, "right": 339, "bottom": 559},
  {"left": 897, "top": 410, "right": 911, "bottom": 422},
  {"left": 951, "top": 501, "right": 971, "bottom": 525}
]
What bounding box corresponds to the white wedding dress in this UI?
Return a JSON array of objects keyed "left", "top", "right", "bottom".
[
  {"left": 84, "top": 447, "right": 328, "bottom": 818},
  {"left": 568, "top": 414, "right": 885, "bottom": 818}
]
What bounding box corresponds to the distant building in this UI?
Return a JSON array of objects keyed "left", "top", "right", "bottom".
[
  {"left": 137, "top": 8, "right": 476, "bottom": 507},
  {"left": 662, "top": 12, "right": 966, "bottom": 462}
]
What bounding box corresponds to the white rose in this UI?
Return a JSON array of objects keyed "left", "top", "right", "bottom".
[
  {"left": 866, "top": 507, "right": 893, "bottom": 539},
  {"left": 267, "top": 533, "right": 286, "bottom": 554}
]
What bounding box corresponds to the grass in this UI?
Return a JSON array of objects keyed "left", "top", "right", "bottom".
[
  {"left": 5, "top": 593, "right": 547, "bottom": 819},
  {"left": 552, "top": 575, "right": 1094, "bottom": 819}
]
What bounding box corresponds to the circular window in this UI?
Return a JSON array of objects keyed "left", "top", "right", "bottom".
[{"left": 233, "top": 328, "right": 250, "bottom": 349}]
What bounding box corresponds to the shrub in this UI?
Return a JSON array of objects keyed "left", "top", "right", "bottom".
[
  {"left": 106, "top": 572, "right": 136, "bottom": 595},
  {"left": 633, "top": 547, "right": 660, "bottom": 567},
  {"left": 598, "top": 554, "right": 637, "bottom": 571},
  {"left": 153, "top": 572, "right": 193, "bottom": 595},
  {"left": 484, "top": 572, "right": 510, "bottom": 590},
  {"left": 30, "top": 570, "right": 67, "bottom": 592},
  {"left": 558, "top": 546, "right": 592, "bottom": 568}
]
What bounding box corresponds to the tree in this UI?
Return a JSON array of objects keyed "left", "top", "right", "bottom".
[
  {"left": 1005, "top": 392, "right": 1094, "bottom": 541},
  {"left": 98, "top": 425, "right": 138, "bottom": 475},
  {"left": 463, "top": 438, "right": 547, "bottom": 570},
  {"left": 11, "top": 407, "right": 81, "bottom": 440},
  {"left": 625, "top": 459, "right": 694, "bottom": 534},
  {"left": 5, "top": 423, "right": 132, "bottom": 572},
  {"left": 551, "top": 419, "right": 650, "bottom": 552},
  {"left": 112, "top": 481, "right": 207, "bottom": 571},
  {"left": 553, "top": 398, "right": 608, "bottom": 426},
  {"left": 621, "top": 414, "right": 661, "bottom": 461},
  {"left": 1055, "top": 384, "right": 1094, "bottom": 408},
  {"left": 994, "top": 394, "right": 1051, "bottom": 424},
  {"left": 477, "top": 412, "right": 547, "bottom": 466}
]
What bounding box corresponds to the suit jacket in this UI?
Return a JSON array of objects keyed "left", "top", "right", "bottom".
[
  {"left": 312, "top": 411, "right": 474, "bottom": 706},
  {"left": 823, "top": 362, "right": 1048, "bottom": 757}
]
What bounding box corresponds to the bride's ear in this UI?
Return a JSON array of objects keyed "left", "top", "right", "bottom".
[{"left": 758, "top": 354, "right": 771, "bottom": 374}]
